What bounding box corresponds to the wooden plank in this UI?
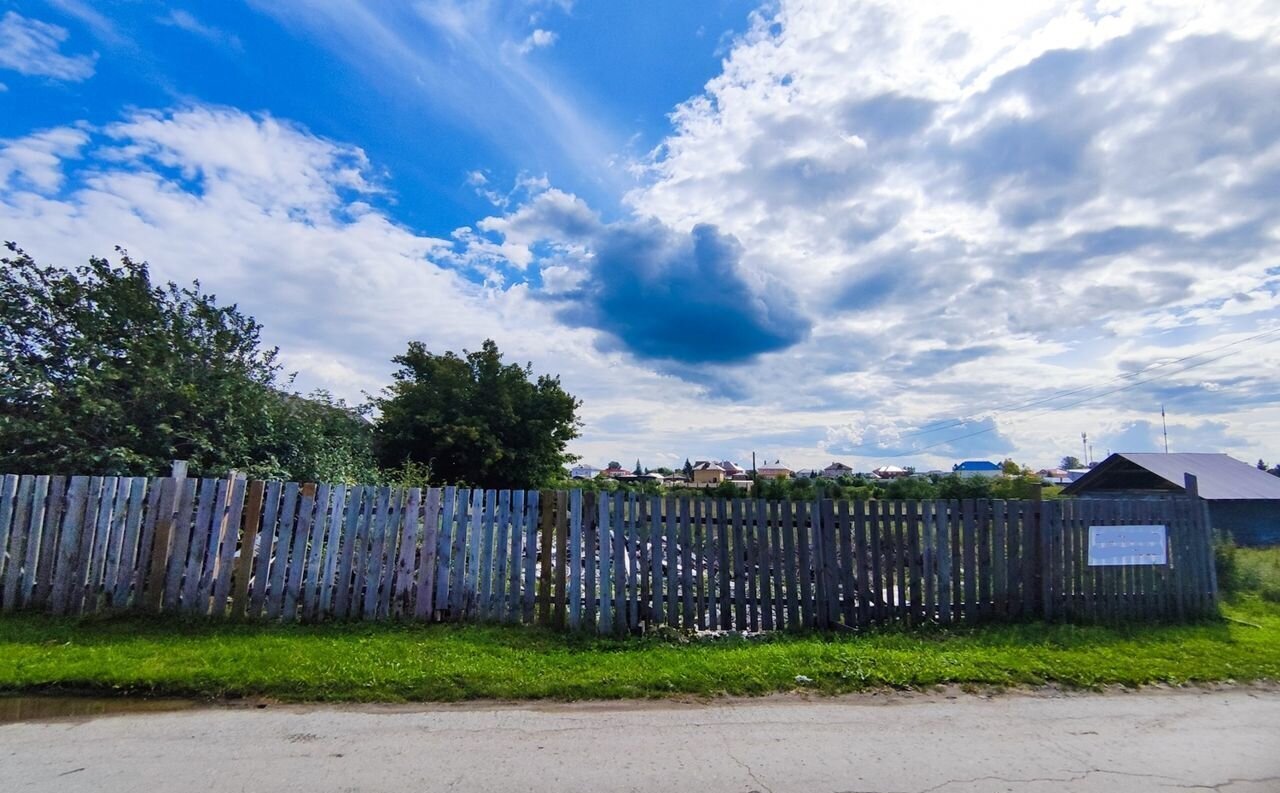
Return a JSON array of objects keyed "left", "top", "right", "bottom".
[
  {"left": 433, "top": 486, "right": 456, "bottom": 614},
  {"left": 769, "top": 500, "right": 785, "bottom": 630},
  {"left": 379, "top": 489, "right": 405, "bottom": 619},
  {"left": 478, "top": 489, "right": 498, "bottom": 620},
  {"left": 265, "top": 482, "right": 300, "bottom": 620},
  {"left": 664, "top": 496, "right": 679, "bottom": 628},
  {"left": 393, "top": 487, "right": 422, "bottom": 618},
  {"left": 415, "top": 488, "right": 442, "bottom": 620},
  {"left": 15, "top": 476, "right": 48, "bottom": 610},
  {"left": 716, "top": 498, "right": 727, "bottom": 629},
  {"left": 566, "top": 489, "right": 582, "bottom": 630},
  {"left": 169, "top": 478, "right": 210, "bottom": 610},
  {"left": 33, "top": 476, "right": 68, "bottom": 610},
  {"left": 853, "top": 498, "right": 871, "bottom": 628},
  {"left": 492, "top": 490, "right": 512, "bottom": 621},
  {"left": 681, "top": 496, "right": 695, "bottom": 629},
  {"left": 957, "top": 498, "right": 972, "bottom": 621},
  {"left": 84, "top": 476, "right": 122, "bottom": 614},
  {"left": 0, "top": 475, "right": 18, "bottom": 599},
  {"left": 104, "top": 477, "right": 142, "bottom": 608},
  {"left": 867, "top": 500, "right": 884, "bottom": 623},
  {"left": 1, "top": 475, "right": 35, "bottom": 611},
  {"left": 936, "top": 500, "right": 952, "bottom": 625},
  {"left": 350, "top": 486, "right": 376, "bottom": 618},
  {"left": 446, "top": 488, "right": 470, "bottom": 618},
  {"left": 536, "top": 490, "right": 554, "bottom": 624},
  {"left": 504, "top": 490, "right": 524, "bottom": 622},
  {"left": 641, "top": 494, "right": 657, "bottom": 628},
  {"left": 462, "top": 489, "right": 485, "bottom": 619},
  {"left": 553, "top": 491, "right": 569, "bottom": 629},
  {"left": 230, "top": 480, "right": 267, "bottom": 616},
  {"left": 835, "top": 499, "right": 853, "bottom": 626},
  {"left": 920, "top": 500, "right": 935, "bottom": 624},
  {"left": 282, "top": 483, "right": 318, "bottom": 621},
  {"left": 747, "top": 499, "right": 763, "bottom": 631},
  {"left": 906, "top": 500, "right": 922, "bottom": 625},
  {"left": 794, "top": 500, "right": 813, "bottom": 629},
  {"left": 522, "top": 490, "right": 540, "bottom": 624},
  {"left": 759, "top": 499, "right": 775, "bottom": 631},
  {"left": 196, "top": 479, "right": 235, "bottom": 615},
  {"left": 143, "top": 476, "right": 178, "bottom": 611},
  {"left": 51, "top": 477, "right": 91, "bottom": 615},
  {"left": 70, "top": 477, "right": 103, "bottom": 614},
  {"left": 300, "top": 483, "right": 334, "bottom": 620},
  {"left": 613, "top": 491, "right": 628, "bottom": 633},
  {"left": 727, "top": 497, "right": 744, "bottom": 630},
  {"left": 129, "top": 479, "right": 163, "bottom": 612},
  {"left": 893, "top": 501, "right": 908, "bottom": 623},
  {"left": 98, "top": 477, "right": 131, "bottom": 609},
  {"left": 597, "top": 492, "right": 612, "bottom": 633},
  {"left": 250, "top": 482, "right": 283, "bottom": 619},
  {"left": 583, "top": 491, "right": 598, "bottom": 630},
  {"left": 174, "top": 478, "right": 215, "bottom": 612},
  {"left": 626, "top": 493, "right": 640, "bottom": 630},
  {"left": 360, "top": 486, "right": 388, "bottom": 620},
  {"left": 317, "top": 484, "right": 348, "bottom": 619},
  {"left": 976, "top": 500, "right": 991, "bottom": 620},
  {"left": 210, "top": 477, "right": 247, "bottom": 618},
  {"left": 990, "top": 500, "right": 1007, "bottom": 617}
]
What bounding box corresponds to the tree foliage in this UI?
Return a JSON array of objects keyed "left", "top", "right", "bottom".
[
  {"left": 0, "top": 244, "right": 377, "bottom": 481},
  {"left": 1060, "top": 455, "right": 1084, "bottom": 469},
  {"left": 373, "top": 339, "right": 581, "bottom": 488}
]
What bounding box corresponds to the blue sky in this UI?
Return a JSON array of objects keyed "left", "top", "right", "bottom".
[{"left": 3, "top": 0, "right": 1279, "bottom": 472}]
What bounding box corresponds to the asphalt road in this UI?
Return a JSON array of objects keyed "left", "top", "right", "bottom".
[{"left": 2, "top": 687, "right": 1277, "bottom": 792}]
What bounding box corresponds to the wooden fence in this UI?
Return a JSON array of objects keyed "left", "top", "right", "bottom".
[{"left": 0, "top": 473, "right": 1218, "bottom": 630}]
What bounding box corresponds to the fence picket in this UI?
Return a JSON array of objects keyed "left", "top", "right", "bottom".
[
  {"left": 301, "top": 483, "right": 333, "bottom": 621},
  {"left": 394, "top": 488, "right": 422, "bottom": 618},
  {"left": 210, "top": 477, "right": 247, "bottom": 618},
  {"left": 233, "top": 480, "right": 267, "bottom": 617},
  {"left": 33, "top": 477, "right": 68, "bottom": 610},
  {"left": 434, "top": 486, "right": 456, "bottom": 615},
  {"left": 265, "top": 482, "right": 300, "bottom": 620},
  {"left": 522, "top": 490, "right": 540, "bottom": 624},
  {"left": 0, "top": 476, "right": 18, "bottom": 598},
  {"left": 1, "top": 476, "right": 35, "bottom": 611},
  {"left": 249, "top": 482, "right": 283, "bottom": 619},
  {"left": 584, "top": 491, "right": 598, "bottom": 630},
  {"left": 493, "top": 490, "right": 511, "bottom": 622},
  {"left": 416, "top": 487, "right": 442, "bottom": 620},
  {"left": 537, "top": 491, "right": 553, "bottom": 625},
  {"left": 318, "top": 484, "right": 347, "bottom": 618}
]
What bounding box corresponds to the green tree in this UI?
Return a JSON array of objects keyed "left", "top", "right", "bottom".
[
  {"left": 633, "top": 459, "right": 643, "bottom": 476},
  {"left": 1060, "top": 455, "right": 1084, "bottom": 470},
  {"left": 1258, "top": 459, "right": 1268, "bottom": 471},
  {"left": 373, "top": 339, "right": 581, "bottom": 488},
  {"left": 1000, "top": 458, "right": 1024, "bottom": 475},
  {"left": 1, "top": 244, "right": 312, "bottom": 477},
  {"left": 683, "top": 458, "right": 694, "bottom": 478}
]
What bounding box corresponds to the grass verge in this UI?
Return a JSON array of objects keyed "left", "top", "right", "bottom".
[{"left": 1, "top": 597, "right": 1277, "bottom": 702}]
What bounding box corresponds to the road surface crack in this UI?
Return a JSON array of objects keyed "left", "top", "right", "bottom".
[{"left": 720, "top": 735, "right": 773, "bottom": 793}]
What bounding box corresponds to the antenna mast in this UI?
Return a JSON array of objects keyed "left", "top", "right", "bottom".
[
  {"left": 1081, "top": 432, "right": 1088, "bottom": 466},
  {"left": 1161, "top": 404, "right": 1169, "bottom": 453}
]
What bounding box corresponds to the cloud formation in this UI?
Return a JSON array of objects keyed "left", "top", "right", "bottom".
[{"left": 0, "top": 11, "right": 95, "bottom": 81}]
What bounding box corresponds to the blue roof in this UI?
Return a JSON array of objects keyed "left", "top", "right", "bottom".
[{"left": 954, "top": 460, "right": 1001, "bottom": 471}]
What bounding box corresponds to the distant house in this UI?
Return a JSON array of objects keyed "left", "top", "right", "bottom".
[
  {"left": 953, "top": 460, "right": 1002, "bottom": 478},
  {"left": 691, "top": 461, "right": 727, "bottom": 486},
  {"left": 757, "top": 460, "right": 793, "bottom": 480},
  {"left": 821, "top": 461, "right": 854, "bottom": 479},
  {"left": 1062, "top": 452, "right": 1280, "bottom": 546},
  {"left": 1038, "top": 468, "right": 1071, "bottom": 485},
  {"left": 872, "top": 465, "right": 910, "bottom": 479},
  {"left": 720, "top": 460, "right": 747, "bottom": 477},
  {"left": 600, "top": 464, "right": 629, "bottom": 479},
  {"left": 569, "top": 464, "right": 600, "bottom": 480}
]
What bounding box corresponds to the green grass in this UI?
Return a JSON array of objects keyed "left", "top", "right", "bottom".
[
  {"left": 1, "top": 598, "right": 1278, "bottom": 702},
  {"left": 4, "top": 545, "right": 1277, "bottom": 703}
]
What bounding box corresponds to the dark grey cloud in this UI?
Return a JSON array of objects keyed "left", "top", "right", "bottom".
[{"left": 556, "top": 221, "right": 811, "bottom": 364}]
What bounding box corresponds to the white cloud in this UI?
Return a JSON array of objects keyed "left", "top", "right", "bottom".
[
  {"left": 518, "top": 28, "right": 557, "bottom": 54},
  {"left": 157, "top": 10, "right": 243, "bottom": 51},
  {"left": 0, "top": 11, "right": 96, "bottom": 81}
]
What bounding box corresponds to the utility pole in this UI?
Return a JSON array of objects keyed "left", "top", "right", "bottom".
[
  {"left": 752, "top": 451, "right": 757, "bottom": 474},
  {"left": 1081, "top": 432, "right": 1088, "bottom": 466},
  {"left": 1161, "top": 404, "right": 1169, "bottom": 453}
]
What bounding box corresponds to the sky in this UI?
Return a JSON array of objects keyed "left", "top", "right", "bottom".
[{"left": 2, "top": 0, "right": 1279, "bottom": 474}]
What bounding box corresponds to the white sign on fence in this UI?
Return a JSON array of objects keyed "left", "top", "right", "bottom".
[{"left": 1088, "top": 525, "right": 1168, "bottom": 566}]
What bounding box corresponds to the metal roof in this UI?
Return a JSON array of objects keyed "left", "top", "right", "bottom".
[
  {"left": 954, "top": 460, "right": 1000, "bottom": 471},
  {"left": 1063, "top": 452, "right": 1280, "bottom": 500}
]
